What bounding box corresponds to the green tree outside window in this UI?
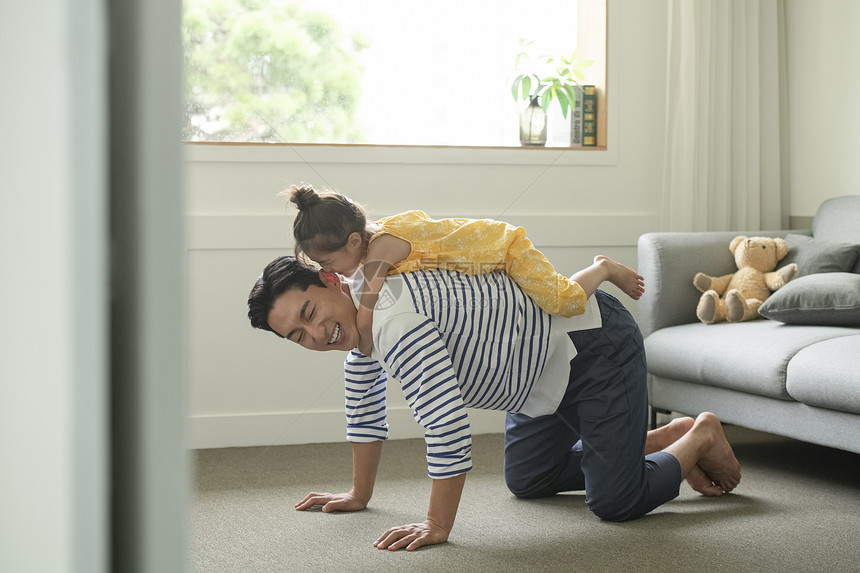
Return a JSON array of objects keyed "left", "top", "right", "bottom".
[{"left": 183, "top": 0, "right": 367, "bottom": 143}]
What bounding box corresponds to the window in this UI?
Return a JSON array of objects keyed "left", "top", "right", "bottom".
[{"left": 183, "top": 0, "right": 606, "bottom": 148}]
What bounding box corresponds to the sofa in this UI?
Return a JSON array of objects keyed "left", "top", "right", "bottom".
[{"left": 637, "top": 195, "right": 860, "bottom": 454}]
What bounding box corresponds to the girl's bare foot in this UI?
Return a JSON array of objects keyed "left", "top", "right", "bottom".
[{"left": 594, "top": 255, "right": 645, "bottom": 300}]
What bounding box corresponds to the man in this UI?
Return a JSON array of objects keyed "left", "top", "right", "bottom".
[{"left": 247, "top": 256, "right": 741, "bottom": 552}]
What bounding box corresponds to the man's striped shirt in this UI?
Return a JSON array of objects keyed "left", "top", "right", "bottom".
[{"left": 344, "top": 269, "right": 600, "bottom": 479}]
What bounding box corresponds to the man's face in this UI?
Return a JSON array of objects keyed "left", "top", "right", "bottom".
[{"left": 267, "top": 273, "right": 359, "bottom": 352}]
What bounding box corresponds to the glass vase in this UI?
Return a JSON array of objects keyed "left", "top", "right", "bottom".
[{"left": 519, "top": 98, "right": 547, "bottom": 147}]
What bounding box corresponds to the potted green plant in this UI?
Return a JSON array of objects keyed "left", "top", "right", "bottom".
[{"left": 510, "top": 40, "right": 593, "bottom": 146}]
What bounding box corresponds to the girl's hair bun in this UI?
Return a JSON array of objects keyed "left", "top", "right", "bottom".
[
  {"left": 288, "top": 184, "right": 320, "bottom": 211},
  {"left": 282, "top": 183, "right": 368, "bottom": 257}
]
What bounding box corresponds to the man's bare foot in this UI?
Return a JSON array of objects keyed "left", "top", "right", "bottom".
[
  {"left": 685, "top": 465, "right": 725, "bottom": 497},
  {"left": 594, "top": 255, "right": 645, "bottom": 300},
  {"left": 645, "top": 416, "right": 694, "bottom": 453},
  {"left": 692, "top": 412, "right": 742, "bottom": 492},
  {"left": 646, "top": 417, "right": 723, "bottom": 496}
]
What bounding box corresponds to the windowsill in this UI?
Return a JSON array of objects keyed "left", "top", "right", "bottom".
[{"left": 183, "top": 141, "right": 617, "bottom": 166}]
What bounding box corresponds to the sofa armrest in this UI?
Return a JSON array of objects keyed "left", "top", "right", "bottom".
[{"left": 636, "top": 230, "right": 797, "bottom": 337}]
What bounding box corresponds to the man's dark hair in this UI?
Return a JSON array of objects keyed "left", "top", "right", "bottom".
[{"left": 247, "top": 256, "right": 324, "bottom": 336}]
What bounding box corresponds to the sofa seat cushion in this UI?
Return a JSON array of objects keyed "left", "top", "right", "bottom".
[
  {"left": 644, "top": 321, "right": 859, "bottom": 400},
  {"left": 786, "top": 335, "right": 860, "bottom": 414}
]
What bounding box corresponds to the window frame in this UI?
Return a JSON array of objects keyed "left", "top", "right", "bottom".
[{"left": 184, "top": 0, "right": 613, "bottom": 164}]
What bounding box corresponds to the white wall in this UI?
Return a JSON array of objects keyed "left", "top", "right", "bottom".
[
  {"left": 785, "top": 0, "right": 860, "bottom": 216},
  {"left": 186, "top": 0, "right": 671, "bottom": 448}
]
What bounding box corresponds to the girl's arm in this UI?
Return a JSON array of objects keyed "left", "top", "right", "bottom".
[{"left": 356, "top": 234, "right": 411, "bottom": 356}]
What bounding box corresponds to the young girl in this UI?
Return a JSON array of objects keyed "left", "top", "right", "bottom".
[{"left": 286, "top": 184, "right": 645, "bottom": 356}]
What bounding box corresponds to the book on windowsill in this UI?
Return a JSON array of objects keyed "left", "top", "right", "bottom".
[
  {"left": 582, "top": 85, "right": 597, "bottom": 147},
  {"left": 569, "top": 84, "right": 584, "bottom": 148}
]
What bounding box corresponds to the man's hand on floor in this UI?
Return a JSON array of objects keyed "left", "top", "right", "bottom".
[
  {"left": 294, "top": 490, "right": 368, "bottom": 513},
  {"left": 373, "top": 519, "right": 450, "bottom": 552}
]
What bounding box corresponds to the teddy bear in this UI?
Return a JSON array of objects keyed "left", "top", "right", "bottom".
[{"left": 694, "top": 235, "right": 798, "bottom": 324}]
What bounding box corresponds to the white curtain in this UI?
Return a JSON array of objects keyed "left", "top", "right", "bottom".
[{"left": 661, "top": 0, "right": 789, "bottom": 232}]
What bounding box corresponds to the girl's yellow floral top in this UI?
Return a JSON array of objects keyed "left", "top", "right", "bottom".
[{"left": 371, "top": 210, "right": 587, "bottom": 317}]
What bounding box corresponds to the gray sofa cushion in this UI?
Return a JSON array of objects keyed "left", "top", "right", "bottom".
[
  {"left": 758, "top": 272, "right": 860, "bottom": 326},
  {"left": 644, "top": 321, "right": 860, "bottom": 400},
  {"left": 812, "top": 195, "right": 860, "bottom": 273},
  {"left": 781, "top": 234, "right": 860, "bottom": 276},
  {"left": 786, "top": 335, "right": 860, "bottom": 414}
]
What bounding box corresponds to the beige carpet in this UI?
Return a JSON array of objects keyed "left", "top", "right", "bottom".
[{"left": 190, "top": 424, "right": 860, "bottom": 572}]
